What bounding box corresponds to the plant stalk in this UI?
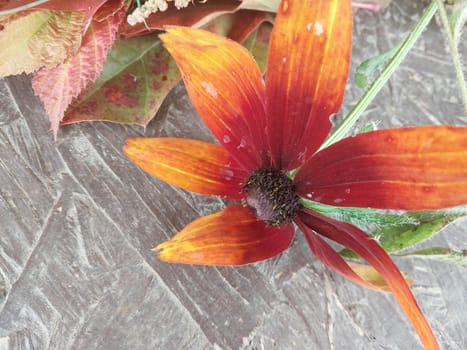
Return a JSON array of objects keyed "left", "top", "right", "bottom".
[
  {"left": 434, "top": 0, "right": 467, "bottom": 114},
  {"left": 321, "top": 0, "right": 439, "bottom": 149}
]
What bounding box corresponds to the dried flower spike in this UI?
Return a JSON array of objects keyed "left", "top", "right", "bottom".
[{"left": 127, "top": 0, "right": 193, "bottom": 26}]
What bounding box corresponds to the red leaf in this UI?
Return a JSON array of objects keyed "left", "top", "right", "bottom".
[
  {"left": 62, "top": 9, "right": 267, "bottom": 129},
  {"left": 0, "top": 10, "right": 86, "bottom": 76},
  {"left": 92, "top": 0, "right": 126, "bottom": 22},
  {"left": 202, "top": 10, "right": 268, "bottom": 43},
  {"left": 32, "top": 2, "right": 126, "bottom": 137},
  {"left": 1, "top": 0, "right": 109, "bottom": 20},
  {"left": 60, "top": 33, "right": 181, "bottom": 127}
]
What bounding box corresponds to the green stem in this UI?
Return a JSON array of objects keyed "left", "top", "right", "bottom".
[
  {"left": 0, "top": 0, "right": 50, "bottom": 15},
  {"left": 435, "top": 0, "right": 467, "bottom": 115},
  {"left": 321, "top": 0, "right": 438, "bottom": 149}
]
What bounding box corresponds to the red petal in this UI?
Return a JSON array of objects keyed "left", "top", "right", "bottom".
[
  {"left": 295, "top": 126, "right": 467, "bottom": 209},
  {"left": 155, "top": 205, "right": 295, "bottom": 265},
  {"left": 265, "top": 0, "right": 351, "bottom": 170},
  {"left": 295, "top": 216, "right": 381, "bottom": 291},
  {"left": 298, "top": 209, "right": 440, "bottom": 350},
  {"left": 160, "top": 27, "right": 269, "bottom": 170},
  {"left": 123, "top": 138, "right": 248, "bottom": 200}
]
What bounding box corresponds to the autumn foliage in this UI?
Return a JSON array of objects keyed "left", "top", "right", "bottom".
[{"left": 0, "top": 0, "right": 271, "bottom": 137}]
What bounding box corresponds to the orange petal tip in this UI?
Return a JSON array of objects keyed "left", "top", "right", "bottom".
[{"left": 151, "top": 244, "right": 163, "bottom": 252}]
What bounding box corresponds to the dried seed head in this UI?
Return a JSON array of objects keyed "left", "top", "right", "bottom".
[
  {"left": 127, "top": 0, "right": 194, "bottom": 26},
  {"left": 243, "top": 168, "right": 299, "bottom": 226}
]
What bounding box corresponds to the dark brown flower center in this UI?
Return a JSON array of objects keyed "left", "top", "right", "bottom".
[{"left": 243, "top": 168, "right": 300, "bottom": 226}]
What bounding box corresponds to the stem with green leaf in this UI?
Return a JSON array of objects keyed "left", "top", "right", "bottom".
[
  {"left": 434, "top": 0, "right": 467, "bottom": 114},
  {"left": 321, "top": 0, "right": 438, "bottom": 149}
]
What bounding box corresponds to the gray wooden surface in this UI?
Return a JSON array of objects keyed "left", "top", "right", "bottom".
[{"left": 0, "top": 1, "right": 466, "bottom": 349}]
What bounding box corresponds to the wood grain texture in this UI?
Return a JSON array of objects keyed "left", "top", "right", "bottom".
[{"left": 0, "top": 1, "right": 466, "bottom": 349}]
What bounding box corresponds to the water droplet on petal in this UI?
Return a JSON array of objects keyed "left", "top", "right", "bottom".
[
  {"left": 282, "top": 57, "right": 287, "bottom": 64},
  {"left": 345, "top": 188, "right": 351, "bottom": 194},
  {"left": 306, "top": 22, "right": 312, "bottom": 31},
  {"left": 201, "top": 81, "right": 218, "bottom": 98},
  {"left": 237, "top": 137, "right": 247, "bottom": 149},
  {"left": 334, "top": 198, "right": 344, "bottom": 204},
  {"left": 223, "top": 134, "right": 231, "bottom": 144},
  {"left": 314, "top": 21, "right": 324, "bottom": 36},
  {"left": 222, "top": 168, "right": 234, "bottom": 181},
  {"left": 297, "top": 147, "right": 308, "bottom": 163}
]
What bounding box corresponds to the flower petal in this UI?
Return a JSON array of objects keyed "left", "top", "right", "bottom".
[
  {"left": 123, "top": 138, "right": 248, "bottom": 199},
  {"left": 160, "top": 27, "right": 269, "bottom": 170},
  {"left": 155, "top": 205, "right": 295, "bottom": 265},
  {"left": 298, "top": 209, "right": 440, "bottom": 350},
  {"left": 346, "top": 262, "right": 413, "bottom": 292},
  {"left": 265, "top": 0, "right": 351, "bottom": 170},
  {"left": 295, "top": 216, "right": 384, "bottom": 291},
  {"left": 296, "top": 126, "right": 467, "bottom": 209}
]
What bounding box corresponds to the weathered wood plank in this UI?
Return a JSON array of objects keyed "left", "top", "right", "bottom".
[{"left": 0, "top": 1, "right": 465, "bottom": 349}]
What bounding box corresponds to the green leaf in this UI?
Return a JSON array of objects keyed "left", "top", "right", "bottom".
[
  {"left": 62, "top": 33, "right": 181, "bottom": 126},
  {"left": 435, "top": 0, "right": 467, "bottom": 113},
  {"left": 398, "top": 247, "right": 467, "bottom": 268},
  {"left": 358, "top": 120, "right": 379, "bottom": 133},
  {"left": 321, "top": 1, "right": 439, "bottom": 149},
  {"left": 350, "top": 216, "right": 446, "bottom": 257},
  {"left": 338, "top": 207, "right": 467, "bottom": 258},
  {"left": 242, "top": 21, "right": 272, "bottom": 73},
  {"left": 354, "top": 43, "right": 400, "bottom": 88},
  {"left": 300, "top": 199, "right": 420, "bottom": 229},
  {"left": 448, "top": 0, "right": 467, "bottom": 46},
  {"left": 300, "top": 199, "right": 467, "bottom": 259}
]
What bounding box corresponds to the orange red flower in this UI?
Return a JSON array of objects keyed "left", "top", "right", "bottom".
[{"left": 124, "top": 0, "right": 467, "bottom": 348}]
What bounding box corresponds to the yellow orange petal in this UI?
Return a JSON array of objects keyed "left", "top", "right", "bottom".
[
  {"left": 155, "top": 205, "right": 295, "bottom": 265},
  {"left": 160, "top": 26, "right": 269, "bottom": 170},
  {"left": 123, "top": 138, "right": 248, "bottom": 199},
  {"left": 347, "top": 262, "right": 413, "bottom": 292}
]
